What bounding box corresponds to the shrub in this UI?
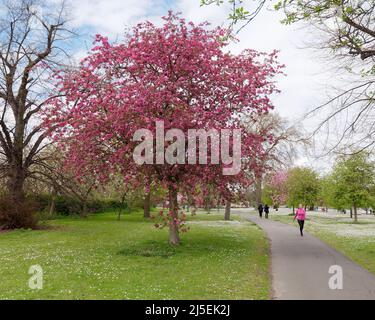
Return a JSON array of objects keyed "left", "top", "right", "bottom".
[
  {"left": 39, "top": 195, "right": 127, "bottom": 215},
  {"left": 29, "top": 194, "right": 51, "bottom": 212},
  {"left": 54, "top": 196, "right": 82, "bottom": 216},
  {"left": 0, "top": 195, "right": 38, "bottom": 230},
  {"left": 26, "top": 193, "right": 134, "bottom": 217}
]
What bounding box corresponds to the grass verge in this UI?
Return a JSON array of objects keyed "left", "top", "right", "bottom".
[{"left": 0, "top": 210, "right": 269, "bottom": 300}]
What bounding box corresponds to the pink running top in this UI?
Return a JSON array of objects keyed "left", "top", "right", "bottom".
[{"left": 295, "top": 208, "right": 306, "bottom": 221}]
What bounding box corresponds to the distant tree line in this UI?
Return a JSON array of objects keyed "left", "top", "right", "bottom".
[{"left": 263, "top": 151, "right": 375, "bottom": 222}]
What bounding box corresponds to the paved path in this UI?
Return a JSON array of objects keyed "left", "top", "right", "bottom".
[{"left": 237, "top": 211, "right": 375, "bottom": 300}]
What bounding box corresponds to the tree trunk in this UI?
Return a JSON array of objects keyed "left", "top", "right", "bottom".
[
  {"left": 350, "top": 208, "right": 353, "bottom": 219},
  {"left": 48, "top": 188, "right": 57, "bottom": 218},
  {"left": 144, "top": 190, "right": 151, "bottom": 218},
  {"left": 353, "top": 204, "right": 358, "bottom": 223},
  {"left": 80, "top": 194, "right": 89, "bottom": 218},
  {"left": 204, "top": 192, "right": 211, "bottom": 214},
  {"left": 8, "top": 164, "right": 26, "bottom": 203},
  {"left": 224, "top": 200, "right": 231, "bottom": 221},
  {"left": 255, "top": 176, "right": 262, "bottom": 206},
  {"left": 8, "top": 105, "right": 26, "bottom": 201},
  {"left": 7, "top": 163, "right": 28, "bottom": 226},
  {"left": 168, "top": 186, "right": 180, "bottom": 246},
  {"left": 117, "top": 192, "right": 126, "bottom": 221},
  {"left": 80, "top": 202, "right": 88, "bottom": 218},
  {"left": 80, "top": 184, "right": 95, "bottom": 218},
  {"left": 5, "top": 117, "right": 31, "bottom": 228}
]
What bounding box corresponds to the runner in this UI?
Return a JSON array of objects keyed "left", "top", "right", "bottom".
[{"left": 293, "top": 204, "right": 306, "bottom": 236}]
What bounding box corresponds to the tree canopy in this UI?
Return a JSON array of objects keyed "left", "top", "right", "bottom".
[
  {"left": 286, "top": 167, "right": 320, "bottom": 209},
  {"left": 46, "top": 12, "right": 282, "bottom": 244},
  {"left": 330, "top": 151, "right": 375, "bottom": 221}
]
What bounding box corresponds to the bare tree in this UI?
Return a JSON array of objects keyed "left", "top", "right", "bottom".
[
  {"left": 278, "top": 0, "right": 375, "bottom": 155},
  {"left": 245, "top": 112, "right": 303, "bottom": 205},
  {"left": 27, "top": 145, "right": 99, "bottom": 216},
  {"left": 0, "top": 0, "right": 73, "bottom": 227},
  {"left": 202, "top": 0, "right": 375, "bottom": 155}
]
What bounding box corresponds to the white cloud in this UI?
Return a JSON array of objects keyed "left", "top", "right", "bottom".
[
  {"left": 69, "top": 0, "right": 157, "bottom": 37},
  {"left": 175, "top": 1, "right": 331, "bottom": 121}
]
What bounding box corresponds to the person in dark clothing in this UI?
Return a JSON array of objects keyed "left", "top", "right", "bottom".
[
  {"left": 264, "top": 204, "right": 270, "bottom": 219},
  {"left": 297, "top": 219, "right": 305, "bottom": 236},
  {"left": 258, "top": 204, "right": 264, "bottom": 218}
]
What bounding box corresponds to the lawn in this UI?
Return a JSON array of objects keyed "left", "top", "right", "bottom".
[
  {"left": 0, "top": 210, "right": 270, "bottom": 300},
  {"left": 271, "top": 213, "right": 375, "bottom": 276}
]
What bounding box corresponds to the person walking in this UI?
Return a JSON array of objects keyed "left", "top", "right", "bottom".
[
  {"left": 293, "top": 204, "right": 306, "bottom": 237},
  {"left": 264, "top": 204, "right": 270, "bottom": 219},
  {"left": 258, "top": 203, "right": 264, "bottom": 219}
]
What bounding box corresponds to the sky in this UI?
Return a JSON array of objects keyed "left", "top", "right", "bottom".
[{"left": 65, "top": 0, "right": 336, "bottom": 171}]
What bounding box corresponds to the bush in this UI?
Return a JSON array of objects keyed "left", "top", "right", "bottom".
[
  {"left": 54, "top": 196, "right": 82, "bottom": 216},
  {"left": 86, "top": 199, "right": 105, "bottom": 213},
  {"left": 0, "top": 196, "right": 38, "bottom": 230},
  {"left": 30, "top": 194, "right": 51, "bottom": 212},
  {"left": 30, "top": 194, "right": 127, "bottom": 216}
]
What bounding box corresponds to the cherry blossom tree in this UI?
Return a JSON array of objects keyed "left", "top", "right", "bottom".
[
  {"left": 264, "top": 170, "right": 288, "bottom": 208},
  {"left": 45, "top": 12, "right": 282, "bottom": 245}
]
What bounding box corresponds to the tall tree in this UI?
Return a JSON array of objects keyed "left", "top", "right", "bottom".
[
  {"left": 204, "top": 0, "right": 375, "bottom": 154},
  {"left": 0, "top": 0, "right": 71, "bottom": 228},
  {"left": 263, "top": 170, "right": 288, "bottom": 208},
  {"left": 244, "top": 112, "right": 301, "bottom": 206},
  {"left": 286, "top": 167, "right": 320, "bottom": 210},
  {"left": 47, "top": 13, "right": 282, "bottom": 245},
  {"left": 318, "top": 175, "right": 337, "bottom": 210},
  {"left": 331, "top": 151, "right": 375, "bottom": 222},
  {"left": 277, "top": 0, "right": 375, "bottom": 154}
]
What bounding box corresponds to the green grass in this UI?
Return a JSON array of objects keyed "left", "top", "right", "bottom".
[
  {"left": 0, "top": 210, "right": 270, "bottom": 300},
  {"left": 271, "top": 214, "right": 375, "bottom": 276}
]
